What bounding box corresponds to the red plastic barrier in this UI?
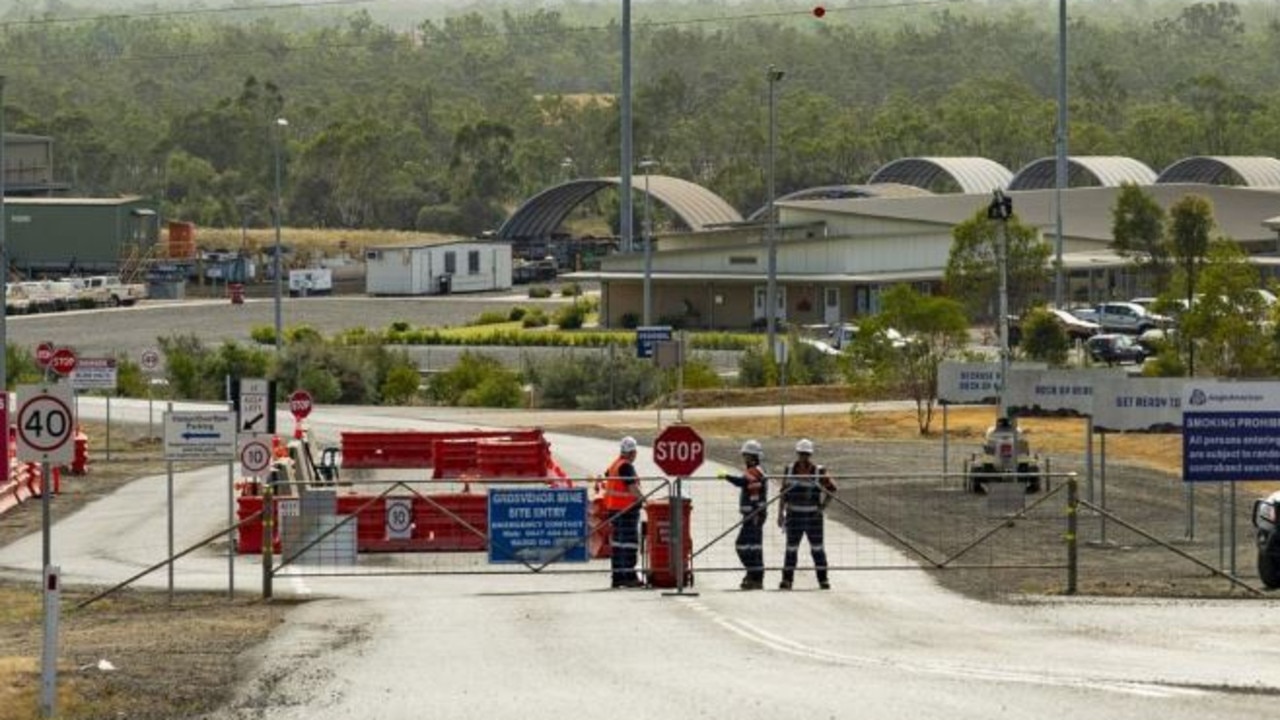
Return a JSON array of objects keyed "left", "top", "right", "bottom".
[
  {"left": 236, "top": 492, "right": 489, "bottom": 554},
  {"left": 341, "top": 429, "right": 545, "bottom": 470},
  {"left": 431, "top": 439, "right": 479, "bottom": 479},
  {"left": 474, "top": 439, "right": 550, "bottom": 479},
  {"left": 644, "top": 498, "right": 693, "bottom": 588}
]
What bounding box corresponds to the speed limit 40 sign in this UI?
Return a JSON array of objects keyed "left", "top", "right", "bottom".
[{"left": 17, "top": 384, "right": 76, "bottom": 464}]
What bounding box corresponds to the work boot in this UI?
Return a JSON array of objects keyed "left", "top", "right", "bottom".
[
  {"left": 778, "top": 580, "right": 792, "bottom": 590},
  {"left": 819, "top": 580, "right": 831, "bottom": 590}
]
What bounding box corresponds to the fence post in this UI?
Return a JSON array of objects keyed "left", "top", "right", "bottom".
[
  {"left": 262, "top": 480, "right": 274, "bottom": 600},
  {"left": 1066, "top": 476, "right": 1078, "bottom": 596}
]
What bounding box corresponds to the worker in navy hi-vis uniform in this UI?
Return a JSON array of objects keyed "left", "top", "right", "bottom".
[
  {"left": 719, "top": 439, "right": 769, "bottom": 590},
  {"left": 603, "top": 436, "right": 644, "bottom": 588},
  {"left": 778, "top": 438, "right": 837, "bottom": 590}
]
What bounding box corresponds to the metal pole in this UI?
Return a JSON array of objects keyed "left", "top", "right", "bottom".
[
  {"left": 676, "top": 331, "right": 685, "bottom": 424},
  {"left": 1066, "top": 476, "right": 1078, "bottom": 595},
  {"left": 1230, "top": 483, "right": 1237, "bottom": 576},
  {"left": 273, "top": 118, "right": 288, "bottom": 352},
  {"left": 997, "top": 202, "right": 1010, "bottom": 419},
  {"left": 1, "top": 75, "right": 7, "bottom": 392},
  {"left": 166, "top": 402, "right": 174, "bottom": 602},
  {"left": 641, "top": 159, "right": 657, "bottom": 325},
  {"left": 1099, "top": 430, "right": 1108, "bottom": 545},
  {"left": 765, "top": 66, "right": 784, "bottom": 364},
  {"left": 620, "top": 0, "right": 634, "bottom": 254},
  {"left": 942, "top": 403, "right": 949, "bottom": 482},
  {"left": 1053, "top": 0, "right": 1068, "bottom": 308},
  {"left": 105, "top": 396, "right": 111, "bottom": 461},
  {"left": 41, "top": 464, "right": 51, "bottom": 570}
]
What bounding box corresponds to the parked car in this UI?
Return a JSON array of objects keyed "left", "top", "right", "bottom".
[
  {"left": 1085, "top": 333, "right": 1149, "bottom": 365},
  {"left": 4, "top": 284, "right": 31, "bottom": 315},
  {"left": 1252, "top": 490, "right": 1280, "bottom": 589},
  {"left": 1045, "top": 308, "right": 1100, "bottom": 340},
  {"left": 1073, "top": 301, "right": 1172, "bottom": 334}
]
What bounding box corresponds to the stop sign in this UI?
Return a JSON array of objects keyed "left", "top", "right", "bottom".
[
  {"left": 653, "top": 424, "right": 705, "bottom": 477},
  {"left": 289, "top": 389, "right": 313, "bottom": 420},
  {"left": 49, "top": 347, "right": 77, "bottom": 377},
  {"left": 35, "top": 342, "right": 54, "bottom": 369}
]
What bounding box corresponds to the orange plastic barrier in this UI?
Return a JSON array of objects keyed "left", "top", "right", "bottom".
[
  {"left": 588, "top": 497, "right": 611, "bottom": 559},
  {"left": 474, "top": 439, "right": 551, "bottom": 479},
  {"left": 68, "top": 429, "right": 90, "bottom": 475}
]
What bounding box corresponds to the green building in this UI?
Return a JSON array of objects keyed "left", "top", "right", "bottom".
[{"left": 2, "top": 196, "right": 160, "bottom": 277}]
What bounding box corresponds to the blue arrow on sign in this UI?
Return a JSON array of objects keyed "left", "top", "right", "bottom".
[{"left": 182, "top": 431, "right": 221, "bottom": 440}]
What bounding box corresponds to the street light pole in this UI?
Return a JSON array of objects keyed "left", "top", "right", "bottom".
[
  {"left": 1053, "top": 0, "right": 1069, "bottom": 308},
  {"left": 989, "top": 190, "right": 1014, "bottom": 419},
  {"left": 765, "top": 65, "right": 785, "bottom": 363},
  {"left": 273, "top": 117, "right": 288, "bottom": 353},
  {"left": 640, "top": 158, "right": 658, "bottom": 326}
]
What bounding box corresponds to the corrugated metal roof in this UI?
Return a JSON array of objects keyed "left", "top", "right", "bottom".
[
  {"left": 866, "top": 157, "right": 1013, "bottom": 194},
  {"left": 1008, "top": 156, "right": 1157, "bottom": 190},
  {"left": 496, "top": 175, "right": 742, "bottom": 240},
  {"left": 5, "top": 196, "right": 146, "bottom": 206},
  {"left": 1155, "top": 156, "right": 1280, "bottom": 187},
  {"left": 745, "top": 183, "right": 932, "bottom": 221}
]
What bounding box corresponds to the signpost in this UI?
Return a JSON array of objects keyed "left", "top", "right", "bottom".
[
  {"left": 635, "top": 325, "right": 673, "bottom": 359},
  {"left": 238, "top": 434, "right": 273, "bottom": 478},
  {"left": 48, "top": 348, "right": 77, "bottom": 377},
  {"left": 653, "top": 424, "right": 704, "bottom": 477},
  {"left": 70, "top": 357, "right": 118, "bottom": 391},
  {"left": 289, "top": 389, "right": 313, "bottom": 420},
  {"left": 487, "top": 488, "right": 588, "bottom": 564},
  {"left": 163, "top": 411, "right": 237, "bottom": 461}
]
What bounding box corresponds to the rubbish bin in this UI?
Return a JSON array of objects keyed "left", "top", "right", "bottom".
[
  {"left": 438, "top": 273, "right": 452, "bottom": 295},
  {"left": 643, "top": 497, "right": 693, "bottom": 588},
  {"left": 228, "top": 283, "right": 245, "bottom": 305}
]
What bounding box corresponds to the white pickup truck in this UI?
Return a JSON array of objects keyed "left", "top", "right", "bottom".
[{"left": 72, "top": 275, "right": 147, "bottom": 307}]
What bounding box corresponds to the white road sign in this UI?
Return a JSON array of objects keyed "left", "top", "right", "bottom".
[
  {"left": 238, "top": 378, "right": 270, "bottom": 432},
  {"left": 16, "top": 384, "right": 76, "bottom": 464},
  {"left": 239, "top": 434, "right": 274, "bottom": 477},
  {"left": 70, "top": 357, "right": 119, "bottom": 391},
  {"left": 164, "top": 411, "right": 236, "bottom": 461},
  {"left": 140, "top": 348, "right": 161, "bottom": 372}
]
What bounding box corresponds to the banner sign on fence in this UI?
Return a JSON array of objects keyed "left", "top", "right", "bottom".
[
  {"left": 487, "top": 488, "right": 588, "bottom": 564},
  {"left": 937, "top": 362, "right": 1049, "bottom": 405},
  {"left": 1092, "top": 377, "right": 1185, "bottom": 433},
  {"left": 1005, "top": 368, "right": 1123, "bottom": 417},
  {"left": 70, "top": 357, "right": 118, "bottom": 391},
  {"left": 635, "top": 325, "right": 673, "bottom": 360},
  {"left": 1182, "top": 381, "right": 1280, "bottom": 482}
]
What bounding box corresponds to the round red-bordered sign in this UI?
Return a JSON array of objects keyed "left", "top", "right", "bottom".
[
  {"left": 17, "top": 393, "right": 74, "bottom": 455},
  {"left": 49, "top": 348, "right": 78, "bottom": 377},
  {"left": 289, "top": 390, "right": 313, "bottom": 420},
  {"left": 35, "top": 342, "right": 54, "bottom": 369},
  {"left": 239, "top": 437, "right": 273, "bottom": 476}
]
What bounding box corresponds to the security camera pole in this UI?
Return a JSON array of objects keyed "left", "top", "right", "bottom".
[{"left": 987, "top": 189, "right": 1014, "bottom": 419}]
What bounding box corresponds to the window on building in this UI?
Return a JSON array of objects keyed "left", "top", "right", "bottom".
[
  {"left": 444, "top": 251, "right": 456, "bottom": 274},
  {"left": 468, "top": 250, "right": 480, "bottom": 275}
]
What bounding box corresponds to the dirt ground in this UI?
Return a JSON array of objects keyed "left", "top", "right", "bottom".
[{"left": 0, "top": 404, "right": 1273, "bottom": 719}]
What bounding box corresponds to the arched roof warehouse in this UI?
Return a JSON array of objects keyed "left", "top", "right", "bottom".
[
  {"left": 866, "top": 157, "right": 1013, "bottom": 194},
  {"left": 1155, "top": 156, "right": 1280, "bottom": 187},
  {"left": 746, "top": 183, "right": 932, "bottom": 221},
  {"left": 497, "top": 175, "right": 743, "bottom": 240},
  {"left": 1008, "top": 156, "right": 1156, "bottom": 190}
]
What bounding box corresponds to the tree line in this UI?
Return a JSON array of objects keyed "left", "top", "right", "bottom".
[{"left": 1, "top": 1, "right": 1279, "bottom": 235}]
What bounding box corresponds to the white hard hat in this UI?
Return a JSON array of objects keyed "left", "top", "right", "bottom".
[
  {"left": 795, "top": 438, "right": 815, "bottom": 454},
  {"left": 740, "top": 439, "right": 763, "bottom": 457},
  {"left": 620, "top": 436, "right": 638, "bottom": 453}
]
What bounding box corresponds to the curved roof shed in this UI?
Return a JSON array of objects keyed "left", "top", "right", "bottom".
[
  {"left": 1008, "top": 156, "right": 1157, "bottom": 190},
  {"left": 497, "top": 175, "right": 742, "bottom": 240},
  {"left": 1155, "top": 156, "right": 1280, "bottom": 187},
  {"left": 866, "top": 157, "right": 1013, "bottom": 194}
]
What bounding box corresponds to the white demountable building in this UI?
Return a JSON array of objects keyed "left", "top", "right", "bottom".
[{"left": 364, "top": 239, "right": 513, "bottom": 296}]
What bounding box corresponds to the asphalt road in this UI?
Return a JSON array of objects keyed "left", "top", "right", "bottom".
[{"left": 2, "top": 399, "right": 1275, "bottom": 720}]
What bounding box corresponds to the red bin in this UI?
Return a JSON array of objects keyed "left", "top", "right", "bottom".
[
  {"left": 644, "top": 498, "right": 693, "bottom": 588},
  {"left": 229, "top": 283, "right": 245, "bottom": 305}
]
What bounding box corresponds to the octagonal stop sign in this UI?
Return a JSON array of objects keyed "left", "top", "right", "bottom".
[{"left": 653, "top": 424, "right": 704, "bottom": 477}]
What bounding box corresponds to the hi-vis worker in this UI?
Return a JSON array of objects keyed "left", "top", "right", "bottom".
[
  {"left": 603, "top": 436, "right": 644, "bottom": 588},
  {"left": 778, "top": 438, "right": 838, "bottom": 590},
  {"left": 718, "top": 439, "right": 768, "bottom": 590}
]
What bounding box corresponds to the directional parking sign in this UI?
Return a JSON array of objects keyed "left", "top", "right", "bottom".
[{"left": 164, "top": 411, "right": 236, "bottom": 461}]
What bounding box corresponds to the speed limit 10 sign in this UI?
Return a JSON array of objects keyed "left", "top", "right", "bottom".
[
  {"left": 16, "top": 384, "right": 76, "bottom": 464},
  {"left": 238, "top": 434, "right": 274, "bottom": 478}
]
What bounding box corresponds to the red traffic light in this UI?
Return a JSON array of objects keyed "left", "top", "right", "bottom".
[{"left": 813, "top": 5, "right": 826, "bottom": 18}]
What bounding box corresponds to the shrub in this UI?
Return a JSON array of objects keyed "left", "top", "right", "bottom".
[
  {"left": 560, "top": 283, "right": 581, "bottom": 297},
  {"left": 619, "top": 312, "right": 640, "bottom": 330},
  {"left": 390, "top": 321, "right": 411, "bottom": 333},
  {"left": 555, "top": 304, "right": 585, "bottom": 330},
  {"left": 522, "top": 309, "right": 550, "bottom": 328},
  {"left": 473, "top": 310, "right": 509, "bottom": 326},
  {"left": 507, "top": 306, "right": 528, "bottom": 322},
  {"left": 249, "top": 326, "right": 276, "bottom": 346},
  {"left": 426, "top": 352, "right": 522, "bottom": 407},
  {"left": 1020, "top": 308, "right": 1068, "bottom": 366},
  {"left": 528, "top": 285, "right": 552, "bottom": 299},
  {"left": 530, "top": 352, "right": 662, "bottom": 410}
]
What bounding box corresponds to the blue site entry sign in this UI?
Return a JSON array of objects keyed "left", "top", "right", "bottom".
[
  {"left": 488, "top": 488, "right": 589, "bottom": 564},
  {"left": 636, "top": 325, "right": 673, "bottom": 359},
  {"left": 1182, "top": 381, "right": 1280, "bottom": 482}
]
